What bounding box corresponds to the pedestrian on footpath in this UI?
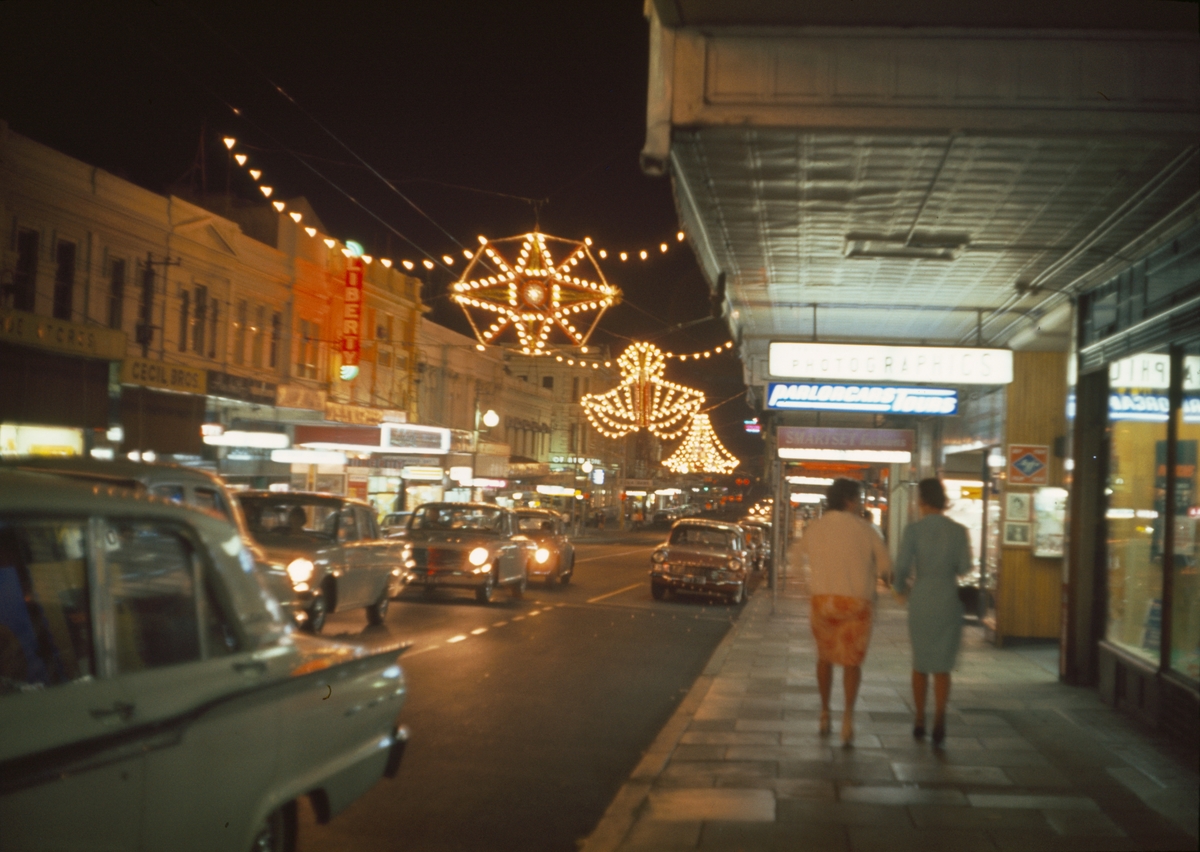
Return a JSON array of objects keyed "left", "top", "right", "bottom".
[
  {"left": 892, "top": 477, "right": 972, "bottom": 747},
  {"left": 795, "top": 478, "right": 891, "bottom": 746}
]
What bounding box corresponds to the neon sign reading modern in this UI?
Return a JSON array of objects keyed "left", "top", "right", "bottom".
[{"left": 767, "top": 382, "right": 958, "bottom": 415}]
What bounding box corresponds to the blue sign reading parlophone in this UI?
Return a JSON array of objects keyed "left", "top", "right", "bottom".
[{"left": 767, "top": 383, "right": 958, "bottom": 415}]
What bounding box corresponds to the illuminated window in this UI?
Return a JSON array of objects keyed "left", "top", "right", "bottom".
[
  {"left": 251, "top": 304, "right": 265, "bottom": 368},
  {"left": 269, "top": 311, "right": 282, "bottom": 369},
  {"left": 233, "top": 300, "right": 247, "bottom": 366},
  {"left": 192, "top": 285, "right": 207, "bottom": 355}
]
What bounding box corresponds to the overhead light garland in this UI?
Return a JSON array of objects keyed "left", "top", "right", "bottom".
[
  {"left": 580, "top": 342, "right": 705, "bottom": 440},
  {"left": 662, "top": 413, "right": 740, "bottom": 475},
  {"left": 453, "top": 232, "right": 621, "bottom": 354}
]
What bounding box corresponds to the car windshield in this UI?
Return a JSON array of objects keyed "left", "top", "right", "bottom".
[
  {"left": 236, "top": 496, "right": 341, "bottom": 542},
  {"left": 411, "top": 505, "right": 503, "bottom": 533},
  {"left": 517, "top": 515, "right": 557, "bottom": 533},
  {"left": 669, "top": 526, "right": 732, "bottom": 549},
  {"left": 382, "top": 513, "right": 409, "bottom": 526}
]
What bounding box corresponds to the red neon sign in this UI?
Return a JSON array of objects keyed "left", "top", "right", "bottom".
[{"left": 340, "top": 258, "right": 363, "bottom": 380}]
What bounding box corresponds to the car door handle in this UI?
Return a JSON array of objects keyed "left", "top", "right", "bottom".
[
  {"left": 233, "top": 660, "right": 268, "bottom": 676},
  {"left": 89, "top": 701, "right": 135, "bottom": 721}
]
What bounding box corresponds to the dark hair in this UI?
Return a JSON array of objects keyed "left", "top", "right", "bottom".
[
  {"left": 918, "top": 478, "right": 948, "bottom": 511},
  {"left": 825, "top": 478, "right": 862, "bottom": 511}
]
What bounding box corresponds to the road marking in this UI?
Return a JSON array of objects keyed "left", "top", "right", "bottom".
[
  {"left": 470, "top": 627, "right": 488, "bottom": 635},
  {"left": 447, "top": 635, "right": 467, "bottom": 643},
  {"left": 588, "top": 582, "right": 643, "bottom": 603},
  {"left": 493, "top": 620, "right": 508, "bottom": 627},
  {"left": 573, "top": 547, "right": 656, "bottom": 564},
  {"left": 528, "top": 610, "right": 540, "bottom": 616},
  {"left": 512, "top": 615, "right": 525, "bottom": 621}
]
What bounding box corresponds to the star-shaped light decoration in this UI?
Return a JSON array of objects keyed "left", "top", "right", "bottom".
[
  {"left": 580, "top": 342, "right": 706, "bottom": 440},
  {"left": 663, "top": 413, "right": 740, "bottom": 474},
  {"left": 452, "top": 232, "right": 621, "bottom": 354}
]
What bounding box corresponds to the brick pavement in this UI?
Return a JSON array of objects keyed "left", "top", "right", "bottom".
[{"left": 582, "top": 546, "right": 1199, "bottom": 852}]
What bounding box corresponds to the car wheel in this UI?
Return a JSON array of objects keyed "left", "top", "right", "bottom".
[
  {"left": 250, "top": 802, "right": 296, "bottom": 852},
  {"left": 509, "top": 564, "right": 528, "bottom": 600},
  {"left": 366, "top": 587, "right": 390, "bottom": 626},
  {"left": 305, "top": 593, "right": 328, "bottom": 634},
  {"left": 651, "top": 582, "right": 666, "bottom": 601},
  {"left": 475, "top": 569, "right": 495, "bottom": 604}
]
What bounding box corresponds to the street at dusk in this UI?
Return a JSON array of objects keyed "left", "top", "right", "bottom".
[{"left": 2, "top": 2, "right": 1199, "bottom": 851}]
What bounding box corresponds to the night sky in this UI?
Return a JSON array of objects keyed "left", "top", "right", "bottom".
[{"left": 0, "top": 0, "right": 761, "bottom": 469}]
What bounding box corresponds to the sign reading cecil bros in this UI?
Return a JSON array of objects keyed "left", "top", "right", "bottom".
[
  {"left": 121, "top": 358, "right": 206, "bottom": 395},
  {"left": 769, "top": 342, "right": 1013, "bottom": 386}
]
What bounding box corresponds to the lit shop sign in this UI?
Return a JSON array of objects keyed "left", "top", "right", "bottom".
[
  {"left": 776, "top": 426, "right": 914, "bottom": 463},
  {"left": 1109, "top": 393, "right": 1200, "bottom": 423},
  {"left": 767, "top": 383, "right": 957, "bottom": 415},
  {"left": 340, "top": 258, "right": 364, "bottom": 382},
  {"left": 537, "top": 485, "right": 577, "bottom": 496},
  {"left": 1108, "top": 353, "right": 1200, "bottom": 391},
  {"left": 768, "top": 342, "right": 1012, "bottom": 385},
  {"left": 380, "top": 423, "right": 451, "bottom": 454}
]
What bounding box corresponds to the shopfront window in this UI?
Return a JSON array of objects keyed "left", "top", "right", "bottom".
[
  {"left": 1105, "top": 350, "right": 1169, "bottom": 664},
  {"left": 1171, "top": 344, "right": 1200, "bottom": 681}
]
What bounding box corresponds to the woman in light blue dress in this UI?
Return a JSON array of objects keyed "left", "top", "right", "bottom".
[{"left": 893, "top": 478, "right": 972, "bottom": 746}]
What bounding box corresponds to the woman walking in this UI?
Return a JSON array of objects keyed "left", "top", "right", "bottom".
[
  {"left": 893, "top": 478, "right": 973, "bottom": 746},
  {"left": 796, "top": 478, "right": 891, "bottom": 745}
]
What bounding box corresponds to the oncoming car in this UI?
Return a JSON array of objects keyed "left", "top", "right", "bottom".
[
  {"left": 402, "top": 503, "right": 534, "bottom": 603},
  {"left": 650, "top": 519, "right": 750, "bottom": 605},
  {"left": 0, "top": 471, "right": 409, "bottom": 852},
  {"left": 515, "top": 509, "right": 575, "bottom": 586},
  {"left": 235, "top": 492, "right": 411, "bottom": 633}
]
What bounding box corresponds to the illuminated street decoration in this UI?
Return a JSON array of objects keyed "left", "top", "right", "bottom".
[
  {"left": 580, "top": 342, "right": 705, "bottom": 440},
  {"left": 663, "top": 413, "right": 739, "bottom": 474},
  {"left": 452, "top": 232, "right": 620, "bottom": 353},
  {"left": 340, "top": 257, "right": 364, "bottom": 381}
]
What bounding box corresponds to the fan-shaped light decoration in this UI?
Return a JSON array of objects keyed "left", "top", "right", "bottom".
[
  {"left": 580, "top": 342, "right": 705, "bottom": 440},
  {"left": 452, "top": 232, "right": 621, "bottom": 354},
  {"left": 663, "top": 413, "right": 740, "bottom": 474}
]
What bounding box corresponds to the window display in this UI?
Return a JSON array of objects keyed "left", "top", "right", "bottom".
[
  {"left": 1171, "top": 344, "right": 1200, "bottom": 681},
  {"left": 1032, "top": 487, "right": 1068, "bottom": 559}
]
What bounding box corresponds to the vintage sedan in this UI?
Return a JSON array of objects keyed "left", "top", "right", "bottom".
[
  {"left": 402, "top": 502, "right": 534, "bottom": 603},
  {"left": 515, "top": 508, "right": 575, "bottom": 586},
  {"left": 0, "top": 471, "right": 409, "bottom": 852},
  {"left": 650, "top": 519, "right": 750, "bottom": 604},
  {"left": 740, "top": 517, "right": 772, "bottom": 571},
  {"left": 738, "top": 521, "right": 767, "bottom": 572},
  {"left": 236, "top": 492, "right": 412, "bottom": 632}
]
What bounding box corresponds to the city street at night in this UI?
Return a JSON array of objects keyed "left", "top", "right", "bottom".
[{"left": 301, "top": 530, "right": 744, "bottom": 852}]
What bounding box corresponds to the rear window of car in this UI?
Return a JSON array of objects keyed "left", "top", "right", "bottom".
[
  {"left": 237, "top": 496, "right": 341, "bottom": 541},
  {"left": 669, "top": 526, "right": 732, "bottom": 549}
]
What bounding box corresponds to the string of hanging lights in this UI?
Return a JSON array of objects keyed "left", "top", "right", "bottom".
[
  {"left": 662, "top": 413, "right": 741, "bottom": 475},
  {"left": 579, "top": 342, "right": 706, "bottom": 441},
  {"left": 221, "top": 136, "right": 692, "bottom": 281}
]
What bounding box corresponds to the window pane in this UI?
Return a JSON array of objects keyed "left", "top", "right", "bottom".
[
  {"left": 1105, "top": 350, "right": 1169, "bottom": 665},
  {"left": 104, "top": 521, "right": 200, "bottom": 672},
  {"left": 193, "top": 487, "right": 231, "bottom": 522},
  {"left": 0, "top": 519, "right": 92, "bottom": 690},
  {"left": 152, "top": 484, "right": 185, "bottom": 504},
  {"left": 1171, "top": 345, "right": 1200, "bottom": 681}
]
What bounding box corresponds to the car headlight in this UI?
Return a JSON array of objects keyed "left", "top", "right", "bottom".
[
  {"left": 286, "top": 558, "right": 315, "bottom": 584},
  {"left": 651, "top": 550, "right": 666, "bottom": 563},
  {"left": 728, "top": 558, "right": 744, "bottom": 572},
  {"left": 468, "top": 547, "right": 490, "bottom": 566},
  {"left": 535, "top": 547, "right": 550, "bottom": 564}
]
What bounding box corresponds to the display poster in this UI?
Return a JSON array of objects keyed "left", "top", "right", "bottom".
[
  {"left": 1008, "top": 444, "right": 1050, "bottom": 486},
  {"left": 1032, "top": 487, "right": 1068, "bottom": 558}
]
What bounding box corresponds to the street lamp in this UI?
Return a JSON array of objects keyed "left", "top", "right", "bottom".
[
  {"left": 581, "top": 460, "right": 593, "bottom": 474},
  {"left": 482, "top": 409, "right": 499, "bottom": 428}
]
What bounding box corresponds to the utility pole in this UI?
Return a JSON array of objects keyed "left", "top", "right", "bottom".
[{"left": 137, "top": 252, "right": 181, "bottom": 357}]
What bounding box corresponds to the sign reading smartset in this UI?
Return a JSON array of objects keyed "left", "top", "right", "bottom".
[
  {"left": 768, "top": 342, "right": 1012, "bottom": 385},
  {"left": 767, "top": 383, "right": 958, "bottom": 415}
]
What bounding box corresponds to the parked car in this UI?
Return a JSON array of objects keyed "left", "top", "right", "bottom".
[
  {"left": 235, "top": 492, "right": 412, "bottom": 633},
  {"left": 381, "top": 511, "right": 413, "bottom": 538},
  {"left": 740, "top": 517, "right": 772, "bottom": 570},
  {"left": 515, "top": 508, "right": 575, "bottom": 585},
  {"left": 402, "top": 503, "right": 534, "bottom": 603},
  {"left": 0, "top": 470, "right": 409, "bottom": 852},
  {"left": 650, "top": 518, "right": 750, "bottom": 604}
]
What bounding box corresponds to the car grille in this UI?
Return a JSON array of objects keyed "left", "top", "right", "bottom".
[
  {"left": 412, "top": 548, "right": 467, "bottom": 571},
  {"left": 669, "top": 562, "right": 721, "bottom": 580}
]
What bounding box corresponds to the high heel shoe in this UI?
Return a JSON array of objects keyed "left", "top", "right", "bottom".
[
  {"left": 912, "top": 719, "right": 926, "bottom": 739},
  {"left": 818, "top": 710, "right": 831, "bottom": 736},
  {"left": 840, "top": 713, "right": 854, "bottom": 747},
  {"left": 931, "top": 720, "right": 945, "bottom": 747}
]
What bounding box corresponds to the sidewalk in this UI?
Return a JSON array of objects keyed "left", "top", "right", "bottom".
[{"left": 582, "top": 555, "right": 1199, "bottom": 852}]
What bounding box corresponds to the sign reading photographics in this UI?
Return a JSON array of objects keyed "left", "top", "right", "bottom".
[
  {"left": 767, "top": 382, "right": 957, "bottom": 415},
  {"left": 1008, "top": 444, "right": 1050, "bottom": 486},
  {"left": 341, "top": 258, "right": 364, "bottom": 376},
  {"left": 121, "top": 357, "right": 206, "bottom": 395},
  {"left": 768, "top": 342, "right": 1013, "bottom": 385},
  {"left": 777, "top": 426, "right": 915, "bottom": 463},
  {"left": 206, "top": 370, "right": 277, "bottom": 405}
]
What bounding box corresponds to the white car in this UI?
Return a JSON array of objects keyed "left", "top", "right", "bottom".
[{"left": 0, "top": 471, "right": 409, "bottom": 851}]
